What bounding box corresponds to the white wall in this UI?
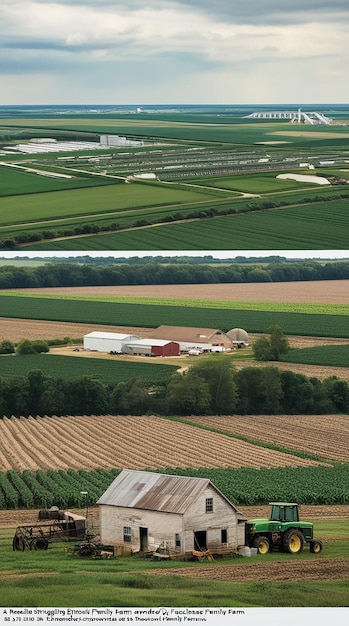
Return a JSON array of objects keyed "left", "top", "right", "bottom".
[
  {"left": 99, "top": 505, "right": 183, "bottom": 553},
  {"left": 99, "top": 485, "right": 245, "bottom": 554}
]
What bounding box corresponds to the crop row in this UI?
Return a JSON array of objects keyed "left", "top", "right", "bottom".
[
  {"left": 0, "top": 465, "right": 348, "bottom": 509},
  {"left": 0, "top": 354, "right": 177, "bottom": 384},
  {"left": 27, "top": 196, "right": 349, "bottom": 251},
  {"left": 6, "top": 291, "right": 346, "bottom": 316},
  {"left": 0, "top": 294, "right": 348, "bottom": 337},
  {"left": 282, "top": 344, "right": 349, "bottom": 368}
]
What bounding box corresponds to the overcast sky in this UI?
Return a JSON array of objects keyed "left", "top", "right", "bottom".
[{"left": 1, "top": 0, "right": 348, "bottom": 105}]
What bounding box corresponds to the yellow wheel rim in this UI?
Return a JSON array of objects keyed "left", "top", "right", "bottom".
[
  {"left": 289, "top": 534, "right": 302, "bottom": 553},
  {"left": 313, "top": 542, "right": 321, "bottom": 553},
  {"left": 258, "top": 540, "right": 269, "bottom": 554}
]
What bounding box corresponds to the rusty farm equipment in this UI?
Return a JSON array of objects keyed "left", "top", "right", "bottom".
[{"left": 12, "top": 509, "right": 86, "bottom": 552}]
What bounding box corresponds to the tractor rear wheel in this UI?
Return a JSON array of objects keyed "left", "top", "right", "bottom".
[
  {"left": 310, "top": 540, "right": 322, "bottom": 553},
  {"left": 253, "top": 535, "right": 270, "bottom": 555},
  {"left": 283, "top": 529, "right": 304, "bottom": 554}
]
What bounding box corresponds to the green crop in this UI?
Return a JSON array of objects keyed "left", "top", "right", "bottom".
[
  {"left": 0, "top": 294, "right": 348, "bottom": 337},
  {"left": 282, "top": 345, "right": 349, "bottom": 367},
  {"left": 1, "top": 464, "right": 348, "bottom": 509},
  {"left": 0, "top": 354, "right": 177, "bottom": 384}
]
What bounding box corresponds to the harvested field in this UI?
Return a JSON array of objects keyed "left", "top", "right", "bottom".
[
  {"left": 151, "top": 557, "right": 349, "bottom": 583},
  {"left": 190, "top": 414, "right": 349, "bottom": 462},
  {"left": 10, "top": 279, "right": 349, "bottom": 304},
  {"left": 0, "top": 414, "right": 327, "bottom": 473},
  {"left": 0, "top": 318, "right": 155, "bottom": 342},
  {"left": 235, "top": 359, "right": 349, "bottom": 380}
]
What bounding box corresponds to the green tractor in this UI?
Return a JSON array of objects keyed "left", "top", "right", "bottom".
[{"left": 245, "top": 502, "right": 323, "bottom": 555}]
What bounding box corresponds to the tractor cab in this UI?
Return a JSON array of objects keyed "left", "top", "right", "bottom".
[{"left": 269, "top": 502, "right": 299, "bottom": 523}]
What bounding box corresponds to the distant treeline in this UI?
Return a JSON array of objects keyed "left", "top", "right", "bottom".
[
  {"left": 0, "top": 259, "right": 349, "bottom": 289},
  {"left": 1, "top": 360, "right": 348, "bottom": 418}
]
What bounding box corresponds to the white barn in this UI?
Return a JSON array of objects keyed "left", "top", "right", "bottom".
[
  {"left": 83, "top": 331, "right": 140, "bottom": 353},
  {"left": 97, "top": 469, "right": 246, "bottom": 557}
]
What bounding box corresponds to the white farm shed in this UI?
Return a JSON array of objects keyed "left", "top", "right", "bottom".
[
  {"left": 97, "top": 469, "right": 246, "bottom": 557},
  {"left": 83, "top": 331, "right": 140, "bottom": 353}
]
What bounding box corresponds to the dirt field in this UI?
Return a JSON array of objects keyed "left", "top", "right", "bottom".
[
  {"left": 0, "top": 414, "right": 327, "bottom": 473},
  {"left": 190, "top": 414, "right": 349, "bottom": 462},
  {"left": 0, "top": 318, "right": 154, "bottom": 342},
  {"left": 151, "top": 557, "right": 349, "bottom": 583},
  {"left": 9, "top": 279, "right": 349, "bottom": 303},
  {"left": 234, "top": 359, "right": 349, "bottom": 381}
]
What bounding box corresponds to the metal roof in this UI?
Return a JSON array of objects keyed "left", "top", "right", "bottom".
[
  {"left": 126, "top": 339, "right": 179, "bottom": 347},
  {"left": 97, "top": 469, "right": 244, "bottom": 516},
  {"left": 84, "top": 331, "right": 139, "bottom": 340},
  {"left": 149, "top": 326, "right": 231, "bottom": 344}
]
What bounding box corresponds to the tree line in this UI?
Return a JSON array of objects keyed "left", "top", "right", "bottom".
[
  {"left": 0, "top": 259, "right": 348, "bottom": 289},
  {"left": 1, "top": 360, "right": 348, "bottom": 419}
]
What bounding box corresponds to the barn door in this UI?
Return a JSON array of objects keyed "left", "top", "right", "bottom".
[
  {"left": 194, "top": 530, "right": 207, "bottom": 551},
  {"left": 139, "top": 527, "right": 148, "bottom": 551}
]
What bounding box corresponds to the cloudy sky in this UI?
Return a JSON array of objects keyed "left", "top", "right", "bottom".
[{"left": 1, "top": 0, "right": 348, "bottom": 104}]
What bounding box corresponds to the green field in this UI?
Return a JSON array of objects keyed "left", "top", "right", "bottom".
[
  {"left": 0, "top": 523, "right": 347, "bottom": 607},
  {"left": 4, "top": 291, "right": 347, "bottom": 316},
  {"left": 0, "top": 354, "right": 177, "bottom": 384},
  {"left": 282, "top": 345, "right": 349, "bottom": 368},
  {"left": 0, "top": 181, "right": 215, "bottom": 226},
  {"left": 23, "top": 198, "right": 349, "bottom": 250},
  {"left": 0, "top": 294, "right": 348, "bottom": 337},
  {"left": 0, "top": 165, "right": 113, "bottom": 197},
  {"left": 1, "top": 110, "right": 349, "bottom": 249}
]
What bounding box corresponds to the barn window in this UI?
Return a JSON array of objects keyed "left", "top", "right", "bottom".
[
  {"left": 221, "top": 529, "right": 227, "bottom": 544},
  {"left": 123, "top": 526, "right": 132, "bottom": 542},
  {"left": 205, "top": 497, "right": 213, "bottom": 513},
  {"left": 175, "top": 533, "right": 181, "bottom": 547}
]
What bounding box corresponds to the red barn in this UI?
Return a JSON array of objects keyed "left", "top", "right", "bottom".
[{"left": 123, "top": 339, "right": 180, "bottom": 357}]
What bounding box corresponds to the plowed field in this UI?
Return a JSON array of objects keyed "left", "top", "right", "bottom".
[
  {"left": 0, "top": 318, "right": 154, "bottom": 342},
  {"left": 12, "top": 279, "right": 349, "bottom": 303},
  {"left": 189, "top": 414, "right": 349, "bottom": 462},
  {"left": 151, "top": 557, "right": 349, "bottom": 583},
  {"left": 0, "top": 414, "right": 327, "bottom": 473}
]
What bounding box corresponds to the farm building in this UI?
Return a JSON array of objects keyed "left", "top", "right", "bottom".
[
  {"left": 122, "top": 339, "right": 180, "bottom": 357},
  {"left": 148, "top": 326, "right": 232, "bottom": 352},
  {"left": 83, "top": 331, "right": 140, "bottom": 353},
  {"left": 227, "top": 328, "right": 249, "bottom": 348},
  {"left": 97, "top": 469, "right": 246, "bottom": 557}
]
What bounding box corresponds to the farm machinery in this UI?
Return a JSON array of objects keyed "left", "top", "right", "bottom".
[
  {"left": 12, "top": 508, "right": 86, "bottom": 552},
  {"left": 245, "top": 502, "right": 323, "bottom": 555}
]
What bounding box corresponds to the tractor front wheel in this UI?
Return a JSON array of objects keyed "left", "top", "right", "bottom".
[
  {"left": 310, "top": 540, "right": 323, "bottom": 553},
  {"left": 283, "top": 529, "right": 304, "bottom": 554},
  {"left": 253, "top": 535, "right": 270, "bottom": 555}
]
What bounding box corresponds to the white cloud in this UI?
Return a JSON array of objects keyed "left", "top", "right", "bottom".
[{"left": 0, "top": 0, "right": 348, "bottom": 103}]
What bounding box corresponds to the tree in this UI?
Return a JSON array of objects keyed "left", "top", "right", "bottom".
[
  {"left": 16, "top": 339, "right": 36, "bottom": 355},
  {"left": 280, "top": 371, "right": 315, "bottom": 414},
  {"left": 235, "top": 366, "right": 283, "bottom": 414},
  {"left": 252, "top": 336, "right": 273, "bottom": 361},
  {"left": 268, "top": 325, "right": 290, "bottom": 360},
  {"left": 190, "top": 357, "right": 238, "bottom": 414},
  {"left": 253, "top": 325, "right": 289, "bottom": 361},
  {"left": 323, "top": 377, "right": 349, "bottom": 413},
  {"left": 0, "top": 340, "right": 15, "bottom": 354},
  {"left": 166, "top": 371, "right": 211, "bottom": 415}
]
